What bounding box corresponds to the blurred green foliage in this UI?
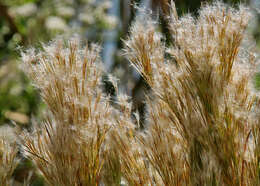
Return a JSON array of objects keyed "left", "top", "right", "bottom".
[
  {"left": 174, "top": 0, "right": 249, "bottom": 13},
  {"left": 0, "top": 0, "right": 114, "bottom": 126},
  {"left": 255, "top": 72, "right": 260, "bottom": 90},
  {"left": 0, "top": 60, "right": 41, "bottom": 125},
  {"left": 0, "top": 71, "right": 39, "bottom": 124}
]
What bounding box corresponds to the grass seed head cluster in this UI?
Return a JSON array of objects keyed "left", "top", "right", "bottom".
[
  {"left": 0, "top": 137, "right": 18, "bottom": 186},
  {"left": 20, "top": 37, "right": 134, "bottom": 185},
  {"left": 16, "top": 1, "right": 260, "bottom": 185}
]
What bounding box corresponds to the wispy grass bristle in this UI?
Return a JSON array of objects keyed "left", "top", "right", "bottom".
[{"left": 19, "top": 1, "right": 260, "bottom": 185}]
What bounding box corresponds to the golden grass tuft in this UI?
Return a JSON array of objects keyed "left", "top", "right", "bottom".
[
  {"left": 0, "top": 136, "right": 19, "bottom": 185},
  {"left": 19, "top": 1, "right": 260, "bottom": 185}
]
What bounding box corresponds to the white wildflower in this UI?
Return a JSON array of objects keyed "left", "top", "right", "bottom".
[
  {"left": 45, "top": 16, "right": 68, "bottom": 31},
  {"left": 104, "top": 15, "right": 118, "bottom": 28},
  {"left": 9, "top": 3, "right": 37, "bottom": 17},
  {"left": 57, "top": 6, "right": 75, "bottom": 18},
  {"left": 79, "top": 13, "right": 95, "bottom": 24}
]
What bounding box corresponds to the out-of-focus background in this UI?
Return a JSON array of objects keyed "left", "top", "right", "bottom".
[{"left": 0, "top": 0, "right": 259, "bottom": 185}]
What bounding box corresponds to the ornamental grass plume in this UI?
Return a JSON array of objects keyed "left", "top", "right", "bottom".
[
  {"left": 0, "top": 137, "right": 19, "bottom": 186},
  {"left": 19, "top": 1, "right": 260, "bottom": 186},
  {"left": 123, "top": 1, "right": 260, "bottom": 185},
  {"left": 20, "top": 37, "right": 134, "bottom": 185}
]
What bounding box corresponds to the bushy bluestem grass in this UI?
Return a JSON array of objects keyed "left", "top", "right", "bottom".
[
  {"left": 0, "top": 137, "right": 19, "bottom": 186},
  {"left": 20, "top": 37, "right": 134, "bottom": 185},
  {"left": 124, "top": 1, "right": 260, "bottom": 185},
  {"left": 19, "top": 1, "right": 260, "bottom": 186}
]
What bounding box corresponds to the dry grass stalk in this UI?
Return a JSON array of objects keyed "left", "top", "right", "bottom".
[
  {"left": 21, "top": 38, "right": 134, "bottom": 185},
  {"left": 0, "top": 138, "right": 19, "bottom": 186},
  {"left": 124, "top": 1, "right": 260, "bottom": 185},
  {"left": 19, "top": 1, "right": 260, "bottom": 186}
]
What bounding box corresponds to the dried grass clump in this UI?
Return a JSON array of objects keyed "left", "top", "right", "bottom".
[
  {"left": 20, "top": 1, "right": 260, "bottom": 186},
  {"left": 20, "top": 38, "right": 134, "bottom": 185},
  {"left": 124, "top": 1, "right": 260, "bottom": 185},
  {"left": 0, "top": 136, "right": 19, "bottom": 186}
]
